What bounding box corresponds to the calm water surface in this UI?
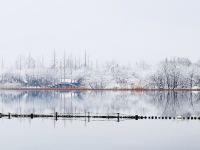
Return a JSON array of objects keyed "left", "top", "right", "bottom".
[{"left": 0, "top": 90, "right": 199, "bottom": 150}]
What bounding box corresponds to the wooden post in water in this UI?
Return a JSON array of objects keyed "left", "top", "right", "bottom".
[
  {"left": 55, "top": 112, "right": 58, "bottom": 121},
  {"left": 117, "top": 113, "right": 120, "bottom": 122},
  {"left": 31, "top": 113, "right": 33, "bottom": 119},
  {"left": 87, "top": 112, "right": 90, "bottom": 122},
  {"left": 135, "top": 115, "right": 139, "bottom": 120},
  {"left": 8, "top": 113, "right": 11, "bottom": 119}
]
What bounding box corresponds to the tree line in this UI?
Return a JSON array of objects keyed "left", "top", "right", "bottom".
[{"left": 0, "top": 53, "right": 200, "bottom": 89}]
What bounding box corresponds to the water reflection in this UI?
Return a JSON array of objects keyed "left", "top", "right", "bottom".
[{"left": 0, "top": 90, "right": 200, "bottom": 117}]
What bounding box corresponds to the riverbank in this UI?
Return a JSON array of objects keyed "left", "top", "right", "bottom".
[{"left": 0, "top": 87, "right": 200, "bottom": 91}]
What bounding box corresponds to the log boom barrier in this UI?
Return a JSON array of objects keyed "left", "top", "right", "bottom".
[{"left": 0, "top": 112, "right": 199, "bottom": 121}]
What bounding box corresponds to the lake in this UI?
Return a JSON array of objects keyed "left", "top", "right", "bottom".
[{"left": 0, "top": 90, "right": 199, "bottom": 150}]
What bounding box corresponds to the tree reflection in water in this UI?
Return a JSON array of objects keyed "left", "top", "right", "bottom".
[{"left": 0, "top": 90, "right": 199, "bottom": 117}]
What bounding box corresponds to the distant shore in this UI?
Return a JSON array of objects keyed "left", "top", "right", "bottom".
[{"left": 0, "top": 87, "right": 200, "bottom": 91}]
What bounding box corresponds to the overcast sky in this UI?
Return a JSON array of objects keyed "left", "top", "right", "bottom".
[{"left": 0, "top": 0, "right": 200, "bottom": 66}]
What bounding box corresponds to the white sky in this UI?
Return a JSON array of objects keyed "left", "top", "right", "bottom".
[{"left": 0, "top": 0, "right": 200, "bottom": 66}]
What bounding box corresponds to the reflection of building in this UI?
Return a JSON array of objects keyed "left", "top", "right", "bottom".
[{"left": 50, "top": 78, "right": 81, "bottom": 88}]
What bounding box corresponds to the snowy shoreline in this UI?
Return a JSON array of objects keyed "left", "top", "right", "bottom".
[{"left": 0, "top": 87, "right": 200, "bottom": 91}]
